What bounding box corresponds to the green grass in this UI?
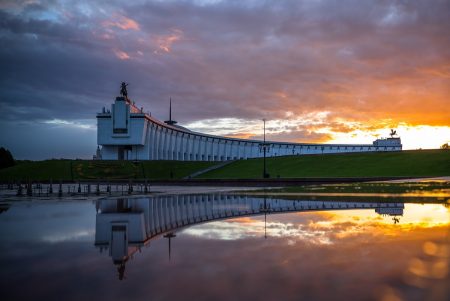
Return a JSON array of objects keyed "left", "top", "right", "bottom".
[
  {"left": 142, "top": 161, "right": 216, "bottom": 180},
  {"left": 197, "top": 150, "right": 450, "bottom": 179},
  {"left": 0, "top": 160, "right": 73, "bottom": 181},
  {"left": 0, "top": 160, "right": 216, "bottom": 181},
  {"left": 1, "top": 150, "right": 448, "bottom": 181},
  {"left": 72, "top": 161, "right": 142, "bottom": 180}
]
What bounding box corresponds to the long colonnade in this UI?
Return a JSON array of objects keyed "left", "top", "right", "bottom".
[{"left": 97, "top": 96, "right": 402, "bottom": 161}]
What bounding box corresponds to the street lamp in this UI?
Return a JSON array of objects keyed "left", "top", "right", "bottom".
[
  {"left": 260, "top": 196, "right": 273, "bottom": 239},
  {"left": 259, "top": 119, "right": 270, "bottom": 178},
  {"left": 163, "top": 232, "right": 176, "bottom": 261}
]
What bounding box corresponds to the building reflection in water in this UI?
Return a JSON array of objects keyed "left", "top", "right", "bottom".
[{"left": 94, "top": 194, "right": 404, "bottom": 280}]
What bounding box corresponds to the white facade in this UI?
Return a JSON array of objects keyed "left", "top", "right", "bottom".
[
  {"left": 97, "top": 96, "right": 402, "bottom": 161},
  {"left": 95, "top": 195, "right": 405, "bottom": 246}
]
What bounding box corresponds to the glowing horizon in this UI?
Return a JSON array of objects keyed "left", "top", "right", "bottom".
[{"left": 185, "top": 117, "right": 450, "bottom": 150}]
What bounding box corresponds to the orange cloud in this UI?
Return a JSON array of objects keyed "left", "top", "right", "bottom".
[
  {"left": 113, "top": 49, "right": 130, "bottom": 60},
  {"left": 154, "top": 29, "right": 183, "bottom": 53},
  {"left": 226, "top": 217, "right": 258, "bottom": 224},
  {"left": 223, "top": 132, "right": 256, "bottom": 139},
  {"left": 102, "top": 15, "right": 140, "bottom": 31}
]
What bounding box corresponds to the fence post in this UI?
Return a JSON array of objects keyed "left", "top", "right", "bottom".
[
  {"left": 17, "top": 181, "right": 23, "bottom": 196},
  {"left": 26, "top": 180, "right": 32, "bottom": 196},
  {"left": 58, "top": 180, "right": 63, "bottom": 197}
]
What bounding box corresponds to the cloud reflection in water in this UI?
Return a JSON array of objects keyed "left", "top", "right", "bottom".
[{"left": 0, "top": 198, "right": 448, "bottom": 301}]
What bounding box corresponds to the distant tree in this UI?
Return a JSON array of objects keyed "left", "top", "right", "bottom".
[
  {"left": 441, "top": 143, "right": 449, "bottom": 150},
  {"left": 0, "top": 147, "right": 15, "bottom": 169}
]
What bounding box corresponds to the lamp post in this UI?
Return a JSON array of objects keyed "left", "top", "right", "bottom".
[
  {"left": 260, "top": 196, "right": 273, "bottom": 239},
  {"left": 259, "top": 119, "right": 270, "bottom": 178},
  {"left": 164, "top": 232, "right": 176, "bottom": 261}
]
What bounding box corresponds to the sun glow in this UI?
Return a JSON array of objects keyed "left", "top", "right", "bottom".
[
  {"left": 186, "top": 114, "right": 450, "bottom": 149},
  {"left": 327, "top": 124, "right": 450, "bottom": 150},
  {"left": 314, "top": 204, "right": 450, "bottom": 230}
]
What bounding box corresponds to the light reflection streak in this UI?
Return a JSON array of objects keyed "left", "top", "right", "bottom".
[
  {"left": 42, "top": 230, "right": 94, "bottom": 243},
  {"left": 182, "top": 220, "right": 332, "bottom": 244}
]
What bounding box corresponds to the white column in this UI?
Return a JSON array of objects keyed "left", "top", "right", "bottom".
[
  {"left": 221, "top": 140, "right": 226, "bottom": 161},
  {"left": 182, "top": 133, "right": 188, "bottom": 160},
  {"left": 161, "top": 128, "right": 168, "bottom": 159},
  {"left": 155, "top": 126, "right": 161, "bottom": 160},
  {"left": 188, "top": 134, "right": 194, "bottom": 161},
  {"left": 211, "top": 138, "right": 216, "bottom": 161},
  {"left": 168, "top": 130, "right": 174, "bottom": 160},
  {"left": 195, "top": 136, "right": 202, "bottom": 160},
  {"left": 147, "top": 123, "right": 154, "bottom": 160},
  {"left": 207, "top": 138, "right": 212, "bottom": 161},
  {"left": 174, "top": 132, "right": 180, "bottom": 160}
]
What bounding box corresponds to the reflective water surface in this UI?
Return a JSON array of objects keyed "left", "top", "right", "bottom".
[{"left": 0, "top": 194, "right": 448, "bottom": 301}]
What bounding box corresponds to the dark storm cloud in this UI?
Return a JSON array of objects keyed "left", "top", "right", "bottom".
[{"left": 0, "top": 0, "right": 449, "bottom": 158}]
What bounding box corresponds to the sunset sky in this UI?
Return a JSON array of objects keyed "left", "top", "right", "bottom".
[{"left": 0, "top": 0, "right": 449, "bottom": 159}]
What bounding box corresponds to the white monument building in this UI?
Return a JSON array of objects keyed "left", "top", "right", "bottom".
[{"left": 96, "top": 85, "right": 402, "bottom": 161}]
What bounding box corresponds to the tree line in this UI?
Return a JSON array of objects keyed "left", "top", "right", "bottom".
[{"left": 0, "top": 147, "right": 15, "bottom": 169}]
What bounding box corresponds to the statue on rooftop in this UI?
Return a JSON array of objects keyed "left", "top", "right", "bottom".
[
  {"left": 390, "top": 129, "right": 397, "bottom": 138},
  {"left": 120, "top": 82, "right": 129, "bottom": 98}
]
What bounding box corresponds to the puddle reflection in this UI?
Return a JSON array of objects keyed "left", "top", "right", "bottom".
[
  {"left": 95, "top": 195, "right": 409, "bottom": 279},
  {"left": 0, "top": 194, "right": 448, "bottom": 301}
]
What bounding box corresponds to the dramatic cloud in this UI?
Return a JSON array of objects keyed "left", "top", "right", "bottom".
[{"left": 0, "top": 0, "right": 449, "bottom": 158}]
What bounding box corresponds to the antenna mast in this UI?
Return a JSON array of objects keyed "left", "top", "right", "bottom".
[{"left": 164, "top": 97, "right": 178, "bottom": 125}]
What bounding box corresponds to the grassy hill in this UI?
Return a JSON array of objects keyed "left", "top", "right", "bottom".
[
  {"left": 0, "top": 150, "right": 448, "bottom": 182},
  {"left": 0, "top": 160, "right": 73, "bottom": 182},
  {"left": 197, "top": 150, "right": 450, "bottom": 179},
  {"left": 0, "top": 160, "right": 216, "bottom": 181}
]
